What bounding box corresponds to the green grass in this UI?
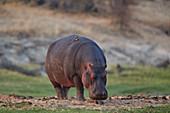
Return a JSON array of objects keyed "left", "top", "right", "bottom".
[
  {"left": 0, "top": 105, "right": 169, "bottom": 113},
  {"left": 118, "top": 105, "right": 170, "bottom": 113},
  {"left": 0, "top": 65, "right": 170, "bottom": 97},
  {"left": 0, "top": 65, "right": 170, "bottom": 112},
  {"left": 0, "top": 107, "right": 101, "bottom": 113},
  {"left": 107, "top": 65, "right": 170, "bottom": 96},
  {"left": 0, "top": 69, "right": 55, "bottom": 97}
]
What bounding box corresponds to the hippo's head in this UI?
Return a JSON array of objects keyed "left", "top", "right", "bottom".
[{"left": 82, "top": 63, "right": 108, "bottom": 100}]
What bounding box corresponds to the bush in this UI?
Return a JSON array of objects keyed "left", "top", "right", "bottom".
[
  {"left": 109, "top": 0, "right": 132, "bottom": 30},
  {"left": 0, "top": 0, "right": 25, "bottom": 4}
]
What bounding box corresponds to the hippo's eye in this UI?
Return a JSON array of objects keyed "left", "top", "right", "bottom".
[{"left": 91, "top": 73, "right": 96, "bottom": 79}]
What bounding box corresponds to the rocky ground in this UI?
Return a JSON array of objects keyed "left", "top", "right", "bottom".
[
  {"left": 0, "top": 1, "right": 170, "bottom": 66},
  {"left": 0, "top": 94, "right": 170, "bottom": 111},
  {"left": 0, "top": 34, "right": 169, "bottom": 67}
]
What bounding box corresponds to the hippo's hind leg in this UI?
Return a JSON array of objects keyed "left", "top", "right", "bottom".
[
  {"left": 62, "top": 86, "right": 70, "bottom": 99},
  {"left": 52, "top": 82, "right": 65, "bottom": 100},
  {"left": 52, "top": 82, "right": 70, "bottom": 100}
]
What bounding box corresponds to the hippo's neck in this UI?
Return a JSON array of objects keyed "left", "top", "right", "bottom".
[{"left": 75, "top": 43, "right": 106, "bottom": 77}]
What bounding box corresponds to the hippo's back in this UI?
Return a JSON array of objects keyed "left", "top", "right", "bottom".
[{"left": 45, "top": 35, "right": 98, "bottom": 86}]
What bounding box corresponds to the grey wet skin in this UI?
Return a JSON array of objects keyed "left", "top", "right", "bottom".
[{"left": 45, "top": 35, "right": 108, "bottom": 102}]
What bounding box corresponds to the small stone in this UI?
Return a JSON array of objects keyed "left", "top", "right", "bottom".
[
  {"left": 162, "top": 96, "right": 167, "bottom": 100},
  {"left": 27, "top": 96, "right": 33, "bottom": 99},
  {"left": 166, "top": 95, "right": 170, "bottom": 100}
]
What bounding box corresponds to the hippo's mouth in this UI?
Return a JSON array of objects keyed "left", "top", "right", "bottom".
[{"left": 89, "top": 93, "right": 108, "bottom": 100}]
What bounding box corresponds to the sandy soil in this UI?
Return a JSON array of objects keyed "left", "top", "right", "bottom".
[{"left": 0, "top": 94, "right": 169, "bottom": 111}]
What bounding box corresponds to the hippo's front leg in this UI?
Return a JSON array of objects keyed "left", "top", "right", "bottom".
[{"left": 73, "top": 75, "right": 85, "bottom": 101}]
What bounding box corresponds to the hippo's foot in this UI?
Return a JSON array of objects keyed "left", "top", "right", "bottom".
[
  {"left": 57, "top": 95, "right": 69, "bottom": 100},
  {"left": 94, "top": 100, "right": 104, "bottom": 105},
  {"left": 54, "top": 84, "right": 70, "bottom": 100},
  {"left": 57, "top": 95, "right": 66, "bottom": 100},
  {"left": 57, "top": 94, "right": 69, "bottom": 100},
  {"left": 76, "top": 96, "right": 86, "bottom": 101}
]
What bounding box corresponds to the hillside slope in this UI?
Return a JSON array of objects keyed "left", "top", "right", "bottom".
[{"left": 0, "top": 1, "right": 169, "bottom": 65}]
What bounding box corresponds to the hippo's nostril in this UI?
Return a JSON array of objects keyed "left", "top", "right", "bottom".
[
  {"left": 102, "top": 92, "right": 106, "bottom": 96},
  {"left": 95, "top": 92, "right": 100, "bottom": 96},
  {"left": 90, "top": 89, "right": 108, "bottom": 100}
]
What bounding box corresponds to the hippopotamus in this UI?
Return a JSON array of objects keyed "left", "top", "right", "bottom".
[{"left": 45, "top": 35, "right": 108, "bottom": 103}]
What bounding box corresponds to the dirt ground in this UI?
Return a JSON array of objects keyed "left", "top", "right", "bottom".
[{"left": 0, "top": 94, "right": 169, "bottom": 111}]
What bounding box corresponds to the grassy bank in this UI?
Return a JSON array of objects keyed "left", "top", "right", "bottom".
[
  {"left": 0, "top": 65, "right": 170, "bottom": 97},
  {"left": 0, "top": 65, "right": 170, "bottom": 112},
  {"left": 0, "top": 105, "right": 169, "bottom": 113},
  {"left": 107, "top": 65, "right": 170, "bottom": 96}
]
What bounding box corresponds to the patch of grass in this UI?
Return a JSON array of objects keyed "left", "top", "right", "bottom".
[
  {"left": 118, "top": 105, "right": 170, "bottom": 113},
  {"left": 0, "top": 105, "right": 169, "bottom": 113},
  {"left": 0, "top": 69, "right": 55, "bottom": 97},
  {"left": 0, "top": 65, "right": 170, "bottom": 97},
  {"left": 0, "top": 107, "right": 101, "bottom": 113},
  {"left": 0, "top": 65, "right": 170, "bottom": 112},
  {"left": 107, "top": 65, "right": 170, "bottom": 96},
  {"left": 17, "top": 63, "right": 41, "bottom": 70}
]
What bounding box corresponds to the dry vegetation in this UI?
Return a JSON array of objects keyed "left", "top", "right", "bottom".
[
  {"left": 0, "top": 1, "right": 169, "bottom": 65},
  {"left": 0, "top": 94, "right": 170, "bottom": 111},
  {"left": 0, "top": 1, "right": 169, "bottom": 45},
  {"left": 109, "top": 0, "right": 132, "bottom": 30},
  {"left": 0, "top": 3, "right": 113, "bottom": 40}
]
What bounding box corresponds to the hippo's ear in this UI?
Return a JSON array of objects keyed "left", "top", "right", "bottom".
[
  {"left": 104, "top": 64, "right": 107, "bottom": 69},
  {"left": 87, "top": 64, "right": 93, "bottom": 70}
]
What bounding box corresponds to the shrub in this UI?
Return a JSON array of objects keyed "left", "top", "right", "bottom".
[{"left": 109, "top": 0, "right": 132, "bottom": 30}]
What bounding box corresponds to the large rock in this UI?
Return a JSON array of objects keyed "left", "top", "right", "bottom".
[{"left": 0, "top": 37, "right": 51, "bottom": 64}]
